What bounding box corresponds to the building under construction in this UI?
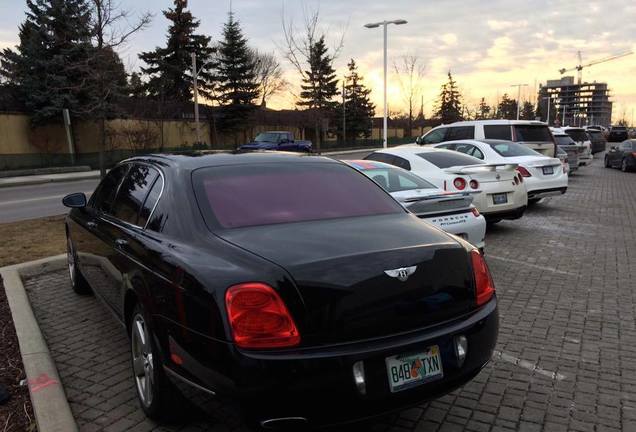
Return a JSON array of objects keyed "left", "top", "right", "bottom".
[{"left": 537, "top": 76, "right": 612, "bottom": 127}]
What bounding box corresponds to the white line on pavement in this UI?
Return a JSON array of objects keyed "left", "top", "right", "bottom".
[
  {"left": 487, "top": 255, "right": 578, "bottom": 276},
  {"left": 493, "top": 350, "right": 566, "bottom": 381},
  {"left": 0, "top": 192, "right": 93, "bottom": 206}
]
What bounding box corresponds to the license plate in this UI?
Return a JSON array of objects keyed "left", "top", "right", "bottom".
[
  {"left": 542, "top": 166, "right": 554, "bottom": 175},
  {"left": 492, "top": 193, "right": 508, "bottom": 205},
  {"left": 386, "top": 345, "right": 443, "bottom": 393}
]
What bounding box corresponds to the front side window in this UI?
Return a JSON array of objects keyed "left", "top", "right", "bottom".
[
  {"left": 111, "top": 165, "right": 159, "bottom": 225},
  {"left": 418, "top": 152, "right": 484, "bottom": 169},
  {"left": 422, "top": 128, "right": 447, "bottom": 144},
  {"left": 484, "top": 125, "right": 512, "bottom": 140},
  {"left": 193, "top": 163, "right": 404, "bottom": 229},
  {"left": 91, "top": 165, "right": 129, "bottom": 213}
]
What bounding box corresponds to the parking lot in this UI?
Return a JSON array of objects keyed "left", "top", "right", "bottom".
[{"left": 22, "top": 154, "right": 636, "bottom": 432}]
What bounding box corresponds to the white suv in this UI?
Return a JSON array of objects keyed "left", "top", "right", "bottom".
[
  {"left": 416, "top": 120, "right": 557, "bottom": 157},
  {"left": 560, "top": 127, "right": 593, "bottom": 166}
]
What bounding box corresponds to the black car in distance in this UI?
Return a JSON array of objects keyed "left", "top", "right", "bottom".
[
  {"left": 605, "top": 139, "right": 636, "bottom": 172},
  {"left": 63, "top": 152, "right": 499, "bottom": 430}
]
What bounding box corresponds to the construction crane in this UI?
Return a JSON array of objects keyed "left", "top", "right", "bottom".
[{"left": 559, "top": 50, "right": 633, "bottom": 84}]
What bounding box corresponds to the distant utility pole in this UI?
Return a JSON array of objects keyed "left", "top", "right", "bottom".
[
  {"left": 342, "top": 79, "right": 346, "bottom": 145},
  {"left": 511, "top": 83, "right": 528, "bottom": 120}
]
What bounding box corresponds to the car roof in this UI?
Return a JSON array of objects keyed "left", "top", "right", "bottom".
[
  {"left": 345, "top": 159, "right": 399, "bottom": 170},
  {"left": 377, "top": 146, "right": 457, "bottom": 155},
  {"left": 434, "top": 119, "right": 547, "bottom": 127},
  {"left": 121, "top": 151, "right": 334, "bottom": 171}
]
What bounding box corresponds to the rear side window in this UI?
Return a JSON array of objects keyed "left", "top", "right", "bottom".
[
  {"left": 489, "top": 142, "right": 541, "bottom": 157},
  {"left": 193, "top": 163, "right": 404, "bottom": 229},
  {"left": 91, "top": 165, "right": 129, "bottom": 213},
  {"left": 418, "top": 152, "right": 483, "bottom": 168},
  {"left": 513, "top": 125, "right": 553, "bottom": 142},
  {"left": 484, "top": 125, "right": 511, "bottom": 140},
  {"left": 392, "top": 156, "right": 411, "bottom": 171},
  {"left": 447, "top": 126, "right": 474, "bottom": 140},
  {"left": 111, "top": 165, "right": 159, "bottom": 225},
  {"left": 138, "top": 176, "right": 163, "bottom": 228}
]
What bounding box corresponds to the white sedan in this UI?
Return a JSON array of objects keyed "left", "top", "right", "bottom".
[
  {"left": 431, "top": 139, "right": 568, "bottom": 204},
  {"left": 345, "top": 160, "right": 486, "bottom": 250},
  {"left": 365, "top": 147, "right": 528, "bottom": 223}
]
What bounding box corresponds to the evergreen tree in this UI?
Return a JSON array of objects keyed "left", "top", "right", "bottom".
[
  {"left": 477, "top": 97, "right": 491, "bottom": 119},
  {"left": 520, "top": 101, "right": 535, "bottom": 120},
  {"left": 297, "top": 36, "right": 338, "bottom": 110},
  {"left": 336, "top": 59, "right": 375, "bottom": 143},
  {"left": 128, "top": 72, "right": 146, "bottom": 98},
  {"left": 139, "top": 0, "right": 215, "bottom": 103},
  {"left": 497, "top": 94, "right": 518, "bottom": 119},
  {"left": 434, "top": 71, "right": 463, "bottom": 123},
  {"left": 0, "top": 0, "right": 94, "bottom": 126},
  {"left": 216, "top": 13, "right": 259, "bottom": 133}
]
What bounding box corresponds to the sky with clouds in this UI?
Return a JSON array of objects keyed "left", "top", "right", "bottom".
[{"left": 1, "top": 0, "right": 636, "bottom": 122}]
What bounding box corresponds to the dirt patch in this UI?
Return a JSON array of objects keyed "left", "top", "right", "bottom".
[
  {"left": 0, "top": 277, "right": 36, "bottom": 431},
  {"left": 0, "top": 216, "right": 66, "bottom": 268}
]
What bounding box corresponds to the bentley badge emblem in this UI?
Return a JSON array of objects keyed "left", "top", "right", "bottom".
[{"left": 384, "top": 266, "right": 417, "bottom": 282}]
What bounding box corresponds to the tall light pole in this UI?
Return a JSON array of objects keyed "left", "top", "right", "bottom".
[
  {"left": 364, "top": 19, "right": 407, "bottom": 148},
  {"left": 191, "top": 52, "right": 214, "bottom": 145},
  {"left": 511, "top": 83, "right": 528, "bottom": 120}
]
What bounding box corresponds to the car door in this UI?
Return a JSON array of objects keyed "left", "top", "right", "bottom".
[
  {"left": 75, "top": 164, "right": 129, "bottom": 304},
  {"left": 277, "top": 134, "right": 296, "bottom": 151},
  {"left": 100, "top": 163, "right": 161, "bottom": 316}
]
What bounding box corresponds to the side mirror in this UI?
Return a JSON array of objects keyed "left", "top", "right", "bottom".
[
  {"left": 415, "top": 136, "right": 422, "bottom": 145},
  {"left": 62, "top": 192, "right": 87, "bottom": 208},
  {"left": 610, "top": 146, "right": 617, "bottom": 151}
]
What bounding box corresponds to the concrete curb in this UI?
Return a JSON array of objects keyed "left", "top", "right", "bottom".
[
  {"left": 1, "top": 254, "right": 78, "bottom": 432},
  {"left": 0, "top": 173, "right": 101, "bottom": 189}
]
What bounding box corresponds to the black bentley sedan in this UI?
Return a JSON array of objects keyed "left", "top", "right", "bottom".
[{"left": 63, "top": 152, "right": 498, "bottom": 429}]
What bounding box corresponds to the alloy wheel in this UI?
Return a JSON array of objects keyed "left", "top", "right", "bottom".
[
  {"left": 67, "top": 237, "right": 76, "bottom": 287},
  {"left": 132, "top": 314, "right": 154, "bottom": 408}
]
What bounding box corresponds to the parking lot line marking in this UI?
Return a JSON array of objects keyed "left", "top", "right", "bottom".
[
  {"left": 493, "top": 350, "right": 566, "bottom": 381},
  {"left": 486, "top": 255, "right": 577, "bottom": 276}
]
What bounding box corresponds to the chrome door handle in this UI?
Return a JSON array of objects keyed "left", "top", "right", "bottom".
[
  {"left": 115, "top": 238, "right": 128, "bottom": 247},
  {"left": 86, "top": 221, "right": 97, "bottom": 228}
]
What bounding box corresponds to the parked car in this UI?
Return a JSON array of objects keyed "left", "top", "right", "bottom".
[
  {"left": 415, "top": 120, "right": 557, "bottom": 157},
  {"left": 62, "top": 152, "right": 499, "bottom": 429},
  {"left": 432, "top": 140, "right": 567, "bottom": 204},
  {"left": 365, "top": 147, "right": 527, "bottom": 223},
  {"left": 608, "top": 126, "right": 629, "bottom": 142},
  {"left": 585, "top": 128, "right": 607, "bottom": 154},
  {"left": 586, "top": 125, "right": 607, "bottom": 133},
  {"left": 560, "top": 127, "right": 593, "bottom": 166},
  {"left": 239, "top": 131, "right": 312, "bottom": 152},
  {"left": 345, "top": 159, "right": 486, "bottom": 250},
  {"left": 605, "top": 139, "right": 636, "bottom": 172},
  {"left": 552, "top": 132, "right": 580, "bottom": 174}
]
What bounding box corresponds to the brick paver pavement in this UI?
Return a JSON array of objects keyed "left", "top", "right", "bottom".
[{"left": 24, "top": 156, "right": 636, "bottom": 431}]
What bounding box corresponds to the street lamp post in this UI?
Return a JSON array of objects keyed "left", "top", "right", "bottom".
[
  {"left": 191, "top": 52, "right": 214, "bottom": 145},
  {"left": 364, "top": 19, "right": 407, "bottom": 148},
  {"left": 511, "top": 83, "right": 528, "bottom": 120}
]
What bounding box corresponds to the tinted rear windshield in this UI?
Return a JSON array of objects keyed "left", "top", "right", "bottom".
[
  {"left": 554, "top": 135, "right": 575, "bottom": 146},
  {"left": 192, "top": 163, "right": 403, "bottom": 229},
  {"left": 418, "top": 152, "right": 483, "bottom": 168},
  {"left": 489, "top": 142, "right": 541, "bottom": 157},
  {"left": 565, "top": 129, "right": 589, "bottom": 142},
  {"left": 513, "top": 125, "right": 553, "bottom": 142}
]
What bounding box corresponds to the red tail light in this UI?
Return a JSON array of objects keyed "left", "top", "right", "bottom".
[
  {"left": 453, "top": 177, "right": 467, "bottom": 190},
  {"left": 632, "top": 152, "right": 636, "bottom": 157},
  {"left": 470, "top": 250, "right": 495, "bottom": 306},
  {"left": 517, "top": 166, "right": 531, "bottom": 177},
  {"left": 225, "top": 283, "right": 300, "bottom": 349},
  {"left": 471, "top": 207, "right": 480, "bottom": 217},
  {"left": 469, "top": 179, "right": 479, "bottom": 189}
]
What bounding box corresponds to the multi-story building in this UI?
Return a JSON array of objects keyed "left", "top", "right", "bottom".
[{"left": 537, "top": 76, "right": 612, "bottom": 127}]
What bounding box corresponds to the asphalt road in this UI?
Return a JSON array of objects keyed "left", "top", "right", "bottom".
[{"left": 0, "top": 179, "right": 99, "bottom": 224}]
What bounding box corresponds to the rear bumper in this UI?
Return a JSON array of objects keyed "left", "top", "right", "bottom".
[
  {"left": 164, "top": 300, "right": 499, "bottom": 427},
  {"left": 528, "top": 187, "right": 567, "bottom": 200},
  {"left": 483, "top": 205, "right": 526, "bottom": 221}
]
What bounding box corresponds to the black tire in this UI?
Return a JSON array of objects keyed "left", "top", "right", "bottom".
[
  {"left": 129, "top": 303, "right": 187, "bottom": 421},
  {"left": 486, "top": 218, "right": 501, "bottom": 226},
  {"left": 528, "top": 198, "right": 541, "bottom": 206},
  {"left": 66, "top": 234, "right": 91, "bottom": 295},
  {"left": 622, "top": 158, "right": 629, "bottom": 172},
  {"left": 604, "top": 156, "right": 611, "bottom": 168}
]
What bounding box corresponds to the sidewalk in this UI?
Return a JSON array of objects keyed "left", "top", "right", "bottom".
[{"left": 0, "top": 170, "right": 101, "bottom": 188}]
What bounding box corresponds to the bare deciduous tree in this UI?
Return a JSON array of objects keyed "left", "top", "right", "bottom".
[
  {"left": 393, "top": 55, "right": 426, "bottom": 137},
  {"left": 251, "top": 50, "right": 289, "bottom": 107}
]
